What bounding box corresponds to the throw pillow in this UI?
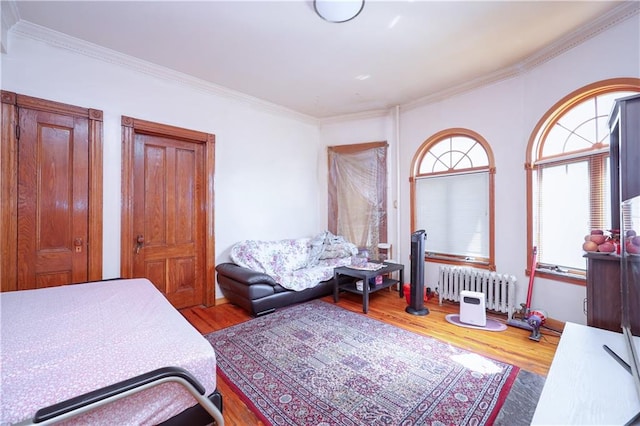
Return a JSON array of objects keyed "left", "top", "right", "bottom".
[{"left": 306, "top": 231, "right": 328, "bottom": 267}]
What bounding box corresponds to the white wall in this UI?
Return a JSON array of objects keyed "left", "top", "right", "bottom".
[
  {"left": 1, "top": 30, "right": 325, "bottom": 298},
  {"left": 380, "top": 13, "right": 639, "bottom": 325},
  {"left": 2, "top": 11, "right": 638, "bottom": 321}
]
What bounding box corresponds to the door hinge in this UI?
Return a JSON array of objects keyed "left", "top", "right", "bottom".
[{"left": 15, "top": 125, "right": 20, "bottom": 140}]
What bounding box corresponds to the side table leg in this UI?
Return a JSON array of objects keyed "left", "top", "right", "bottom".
[{"left": 363, "top": 276, "right": 369, "bottom": 313}]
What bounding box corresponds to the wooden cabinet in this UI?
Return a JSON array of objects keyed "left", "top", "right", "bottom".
[
  {"left": 585, "top": 254, "right": 640, "bottom": 334},
  {"left": 585, "top": 253, "right": 622, "bottom": 332}
]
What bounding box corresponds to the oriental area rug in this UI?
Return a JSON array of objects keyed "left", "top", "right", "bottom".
[{"left": 205, "top": 300, "right": 519, "bottom": 425}]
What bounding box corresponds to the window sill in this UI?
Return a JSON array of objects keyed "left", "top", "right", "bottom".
[
  {"left": 425, "top": 255, "right": 494, "bottom": 271},
  {"left": 532, "top": 268, "right": 586, "bottom": 286}
]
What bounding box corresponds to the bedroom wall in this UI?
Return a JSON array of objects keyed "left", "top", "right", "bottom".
[
  {"left": 320, "top": 12, "right": 640, "bottom": 325},
  {"left": 2, "top": 10, "right": 638, "bottom": 321},
  {"left": 1, "top": 28, "right": 326, "bottom": 298}
]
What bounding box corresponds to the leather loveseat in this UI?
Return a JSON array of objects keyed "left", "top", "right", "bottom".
[{"left": 216, "top": 232, "right": 358, "bottom": 316}]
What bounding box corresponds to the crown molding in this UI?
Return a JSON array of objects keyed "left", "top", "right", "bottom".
[
  {"left": 1, "top": 0, "right": 20, "bottom": 53},
  {"left": 401, "top": 1, "right": 640, "bottom": 114},
  {"left": 401, "top": 67, "right": 521, "bottom": 113},
  {"left": 319, "top": 108, "right": 392, "bottom": 125},
  {"left": 9, "top": 20, "right": 319, "bottom": 125},
  {"left": 520, "top": 1, "right": 639, "bottom": 70}
]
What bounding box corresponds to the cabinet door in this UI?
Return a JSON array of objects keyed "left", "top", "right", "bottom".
[{"left": 586, "top": 255, "right": 621, "bottom": 332}]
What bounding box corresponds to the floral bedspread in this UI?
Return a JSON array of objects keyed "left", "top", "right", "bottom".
[
  {"left": 0, "top": 279, "right": 217, "bottom": 425},
  {"left": 230, "top": 231, "right": 358, "bottom": 291}
]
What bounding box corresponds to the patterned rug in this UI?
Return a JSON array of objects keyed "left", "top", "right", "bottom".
[{"left": 205, "top": 300, "right": 519, "bottom": 425}]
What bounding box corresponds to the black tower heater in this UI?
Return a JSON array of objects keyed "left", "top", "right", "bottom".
[{"left": 406, "top": 229, "right": 429, "bottom": 316}]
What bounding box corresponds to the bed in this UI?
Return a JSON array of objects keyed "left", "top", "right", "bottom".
[{"left": 0, "top": 278, "right": 223, "bottom": 425}]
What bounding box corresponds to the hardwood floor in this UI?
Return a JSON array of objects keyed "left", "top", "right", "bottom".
[{"left": 181, "top": 290, "right": 562, "bottom": 426}]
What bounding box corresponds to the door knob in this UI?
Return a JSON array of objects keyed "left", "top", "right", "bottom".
[{"left": 135, "top": 235, "right": 144, "bottom": 254}]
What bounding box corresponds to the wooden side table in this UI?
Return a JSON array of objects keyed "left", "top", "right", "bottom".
[{"left": 333, "top": 261, "right": 404, "bottom": 313}]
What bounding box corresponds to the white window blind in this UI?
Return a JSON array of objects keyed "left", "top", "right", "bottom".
[
  {"left": 534, "top": 154, "right": 610, "bottom": 270},
  {"left": 415, "top": 171, "right": 489, "bottom": 259}
]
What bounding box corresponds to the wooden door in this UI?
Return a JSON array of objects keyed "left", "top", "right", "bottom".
[
  {"left": 121, "top": 117, "right": 215, "bottom": 309},
  {"left": 133, "top": 134, "right": 204, "bottom": 307},
  {"left": 18, "top": 109, "right": 89, "bottom": 288},
  {"left": 0, "top": 91, "right": 103, "bottom": 292}
]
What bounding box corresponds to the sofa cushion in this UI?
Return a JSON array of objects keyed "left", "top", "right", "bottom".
[
  {"left": 216, "top": 263, "right": 278, "bottom": 286},
  {"left": 306, "top": 231, "right": 327, "bottom": 267},
  {"left": 279, "top": 264, "right": 337, "bottom": 291},
  {"left": 318, "top": 232, "right": 358, "bottom": 260},
  {"left": 231, "top": 238, "right": 310, "bottom": 276}
]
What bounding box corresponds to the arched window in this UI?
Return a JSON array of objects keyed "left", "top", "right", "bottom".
[
  {"left": 411, "top": 128, "right": 496, "bottom": 270},
  {"left": 526, "top": 78, "right": 640, "bottom": 283}
]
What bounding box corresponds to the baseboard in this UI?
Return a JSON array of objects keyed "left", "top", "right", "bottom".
[
  {"left": 215, "top": 297, "right": 230, "bottom": 306},
  {"left": 542, "top": 317, "right": 565, "bottom": 334}
]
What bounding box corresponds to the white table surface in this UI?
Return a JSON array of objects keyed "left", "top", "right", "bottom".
[{"left": 532, "top": 322, "right": 640, "bottom": 425}]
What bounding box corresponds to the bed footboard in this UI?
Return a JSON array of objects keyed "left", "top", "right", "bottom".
[{"left": 18, "top": 367, "right": 223, "bottom": 426}]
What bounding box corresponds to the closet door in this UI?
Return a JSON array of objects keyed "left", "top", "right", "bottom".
[
  {"left": 1, "top": 92, "right": 103, "bottom": 292},
  {"left": 17, "top": 108, "right": 90, "bottom": 288}
]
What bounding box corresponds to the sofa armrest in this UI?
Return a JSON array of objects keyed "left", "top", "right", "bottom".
[{"left": 215, "top": 263, "right": 278, "bottom": 286}]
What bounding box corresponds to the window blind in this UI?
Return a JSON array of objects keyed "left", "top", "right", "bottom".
[
  {"left": 415, "top": 171, "right": 489, "bottom": 259},
  {"left": 534, "top": 152, "right": 610, "bottom": 271}
]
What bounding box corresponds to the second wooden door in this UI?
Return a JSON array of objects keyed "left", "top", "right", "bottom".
[{"left": 122, "top": 117, "right": 215, "bottom": 309}]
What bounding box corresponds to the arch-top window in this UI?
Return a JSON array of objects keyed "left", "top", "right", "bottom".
[
  {"left": 411, "top": 129, "right": 495, "bottom": 270},
  {"left": 527, "top": 78, "right": 640, "bottom": 282},
  {"left": 536, "top": 90, "right": 633, "bottom": 159}
]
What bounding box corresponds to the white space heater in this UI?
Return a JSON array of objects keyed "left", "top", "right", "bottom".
[{"left": 459, "top": 290, "right": 486, "bottom": 327}]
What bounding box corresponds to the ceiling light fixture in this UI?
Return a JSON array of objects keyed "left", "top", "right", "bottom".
[{"left": 314, "top": 0, "right": 365, "bottom": 23}]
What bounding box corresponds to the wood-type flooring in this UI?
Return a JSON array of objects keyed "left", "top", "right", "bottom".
[{"left": 181, "top": 289, "right": 562, "bottom": 426}]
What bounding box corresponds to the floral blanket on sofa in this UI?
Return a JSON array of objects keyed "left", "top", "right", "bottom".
[{"left": 230, "top": 231, "right": 358, "bottom": 291}]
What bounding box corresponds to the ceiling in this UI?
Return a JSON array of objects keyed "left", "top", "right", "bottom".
[{"left": 2, "top": 1, "right": 632, "bottom": 119}]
